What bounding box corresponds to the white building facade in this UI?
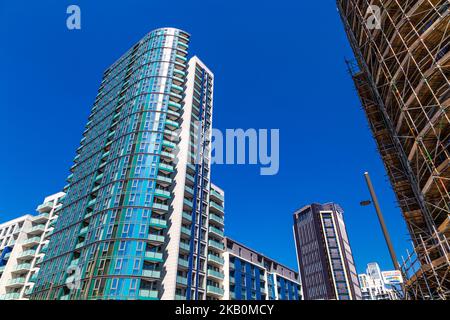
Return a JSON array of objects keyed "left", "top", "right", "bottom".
[
  {"left": 0, "top": 192, "right": 64, "bottom": 300},
  {"left": 359, "top": 263, "right": 399, "bottom": 300}
]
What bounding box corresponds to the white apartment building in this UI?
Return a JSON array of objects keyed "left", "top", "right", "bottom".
[
  {"left": 0, "top": 192, "right": 65, "bottom": 300},
  {"left": 359, "top": 262, "right": 399, "bottom": 300}
]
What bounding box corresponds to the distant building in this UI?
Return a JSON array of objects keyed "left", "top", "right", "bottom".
[
  {"left": 223, "top": 237, "right": 301, "bottom": 300},
  {"left": 359, "top": 263, "right": 399, "bottom": 300},
  {"left": 293, "top": 203, "right": 361, "bottom": 300},
  {"left": 0, "top": 192, "right": 64, "bottom": 300}
]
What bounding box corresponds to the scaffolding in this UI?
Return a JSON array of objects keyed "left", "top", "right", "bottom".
[{"left": 337, "top": 0, "right": 450, "bottom": 299}]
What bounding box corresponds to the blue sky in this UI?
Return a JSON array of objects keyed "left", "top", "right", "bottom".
[{"left": 0, "top": 1, "right": 412, "bottom": 274}]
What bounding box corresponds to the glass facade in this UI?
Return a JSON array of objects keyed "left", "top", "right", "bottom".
[
  {"left": 293, "top": 203, "right": 361, "bottom": 300},
  {"left": 30, "top": 28, "right": 219, "bottom": 300}
]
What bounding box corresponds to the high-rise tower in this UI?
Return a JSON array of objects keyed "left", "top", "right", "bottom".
[
  {"left": 337, "top": 1, "right": 450, "bottom": 299},
  {"left": 293, "top": 203, "right": 361, "bottom": 300},
  {"left": 30, "top": 28, "right": 224, "bottom": 300}
]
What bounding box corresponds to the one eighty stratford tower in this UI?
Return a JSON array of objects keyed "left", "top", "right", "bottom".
[
  {"left": 337, "top": 1, "right": 450, "bottom": 299},
  {"left": 30, "top": 28, "right": 224, "bottom": 300}
]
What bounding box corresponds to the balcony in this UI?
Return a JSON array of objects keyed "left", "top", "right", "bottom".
[
  {"left": 209, "top": 226, "right": 224, "bottom": 238},
  {"left": 176, "top": 276, "right": 188, "bottom": 286},
  {"left": 207, "top": 269, "right": 225, "bottom": 280},
  {"left": 208, "top": 240, "right": 224, "bottom": 251},
  {"left": 13, "top": 263, "right": 31, "bottom": 273},
  {"left": 18, "top": 249, "right": 36, "bottom": 259},
  {"left": 179, "top": 242, "right": 190, "bottom": 253},
  {"left": 6, "top": 277, "right": 26, "bottom": 288},
  {"left": 75, "top": 242, "right": 85, "bottom": 250},
  {"left": 210, "top": 189, "right": 224, "bottom": 201},
  {"left": 142, "top": 270, "right": 161, "bottom": 279},
  {"left": 45, "top": 229, "right": 54, "bottom": 238},
  {"left": 209, "top": 202, "right": 224, "bottom": 213},
  {"left": 168, "top": 101, "right": 182, "bottom": 110},
  {"left": 207, "top": 285, "right": 224, "bottom": 297},
  {"left": 0, "top": 292, "right": 20, "bottom": 300},
  {"left": 36, "top": 202, "right": 53, "bottom": 213},
  {"left": 165, "top": 119, "right": 179, "bottom": 129},
  {"left": 156, "top": 175, "right": 172, "bottom": 185},
  {"left": 158, "top": 163, "right": 174, "bottom": 173},
  {"left": 149, "top": 218, "right": 167, "bottom": 229},
  {"left": 29, "top": 224, "right": 46, "bottom": 235},
  {"left": 182, "top": 212, "right": 192, "bottom": 223},
  {"left": 144, "top": 252, "right": 163, "bottom": 262},
  {"left": 181, "top": 227, "right": 191, "bottom": 237},
  {"left": 186, "top": 174, "right": 195, "bottom": 184},
  {"left": 160, "top": 151, "right": 175, "bottom": 160},
  {"left": 171, "top": 84, "right": 184, "bottom": 93},
  {"left": 208, "top": 254, "right": 224, "bottom": 266},
  {"left": 154, "top": 189, "right": 171, "bottom": 199},
  {"left": 87, "top": 198, "right": 97, "bottom": 208},
  {"left": 162, "top": 140, "right": 176, "bottom": 149},
  {"left": 33, "top": 213, "right": 50, "bottom": 223},
  {"left": 152, "top": 203, "right": 169, "bottom": 214},
  {"left": 209, "top": 214, "right": 224, "bottom": 226},
  {"left": 183, "top": 199, "right": 193, "bottom": 209},
  {"left": 173, "top": 69, "right": 186, "bottom": 77},
  {"left": 148, "top": 234, "right": 165, "bottom": 244},
  {"left": 178, "top": 258, "right": 189, "bottom": 269},
  {"left": 22, "top": 237, "right": 41, "bottom": 247},
  {"left": 139, "top": 289, "right": 158, "bottom": 300},
  {"left": 184, "top": 186, "right": 194, "bottom": 195},
  {"left": 79, "top": 226, "right": 89, "bottom": 235},
  {"left": 69, "top": 258, "right": 80, "bottom": 267}
]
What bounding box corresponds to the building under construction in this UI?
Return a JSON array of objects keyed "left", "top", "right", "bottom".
[{"left": 337, "top": 0, "right": 450, "bottom": 299}]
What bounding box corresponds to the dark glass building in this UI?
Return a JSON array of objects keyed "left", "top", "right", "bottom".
[{"left": 293, "top": 203, "right": 361, "bottom": 300}]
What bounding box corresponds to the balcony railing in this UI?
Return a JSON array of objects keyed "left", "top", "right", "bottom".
[
  {"left": 138, "top": 289, "right": 158, "bottom": 300},
  {"left": 207, "top": 269, "right": 225, "bottom": 280},
  {"left": 36, "top": 202, "right": 53, "bottom": 213},
  {"left": 150, "top": 218, "right": 167, "bottom": 229},
  {"left": 179, "top": 242, "right": 190, "bottom": 252},
  {"left": 152, "top": 203, "right": 169, "bottom": 213},
  {"left": 208, "top": 254, "right": 224, "bottom": 265},
  {"left": 209, "top": 226, "right": 224, "bottom": 238},
  {"left": 208, "top": 240, "right": 224, "bottom": 251},
  {"left": 207, "top": 285, "right": 224, "bottom": 296},
  {"left": 0, "top": 292, "right": 20, "bottom": 300},
  {"left": 142, "top": 270, "right": 161, "bottom": 279},
  {"left": 154, "top": 189, "right": 171, "bottom": 199},
  {"left": 178, "top": 258, "right": 189, "bottom": 268},
  {"left": 209, "top": 202, "right": 224, "bottom": 213},
  {"left": 181, "top": 227, "right": 191, "bottom": 237},
  {"left": 144, "top": 252, "right": 163, "bottom": 262},
  {"left": 148, "top": 234, "right": 165, "bottom": 244},
  {"left": 176, "top": 276, "right": 188, "bottom": 286},
  {"left": 209, "top": 214, "right": 224, "bottom": 225},
  {"left": 210, "top": 189, "right": 224, "bottom": 201}
]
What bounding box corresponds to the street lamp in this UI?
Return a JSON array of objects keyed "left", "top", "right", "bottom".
[{"left": 361, "top": 172, "right": 401, "bottom": 271}]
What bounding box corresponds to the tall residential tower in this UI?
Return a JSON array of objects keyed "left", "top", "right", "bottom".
[
  {"left": 337, "top": 1, "right": 450, "bottom": 299},
  {"left": 30, "top": 28, "right": 224, "bottom": 300},
  {"left": 293, "top": 203, "right": 361, "bottom": 300}
]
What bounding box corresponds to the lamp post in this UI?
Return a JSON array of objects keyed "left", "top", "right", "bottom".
[{"left": 361, "top": 172, "right": 401, "bottom": 271}]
